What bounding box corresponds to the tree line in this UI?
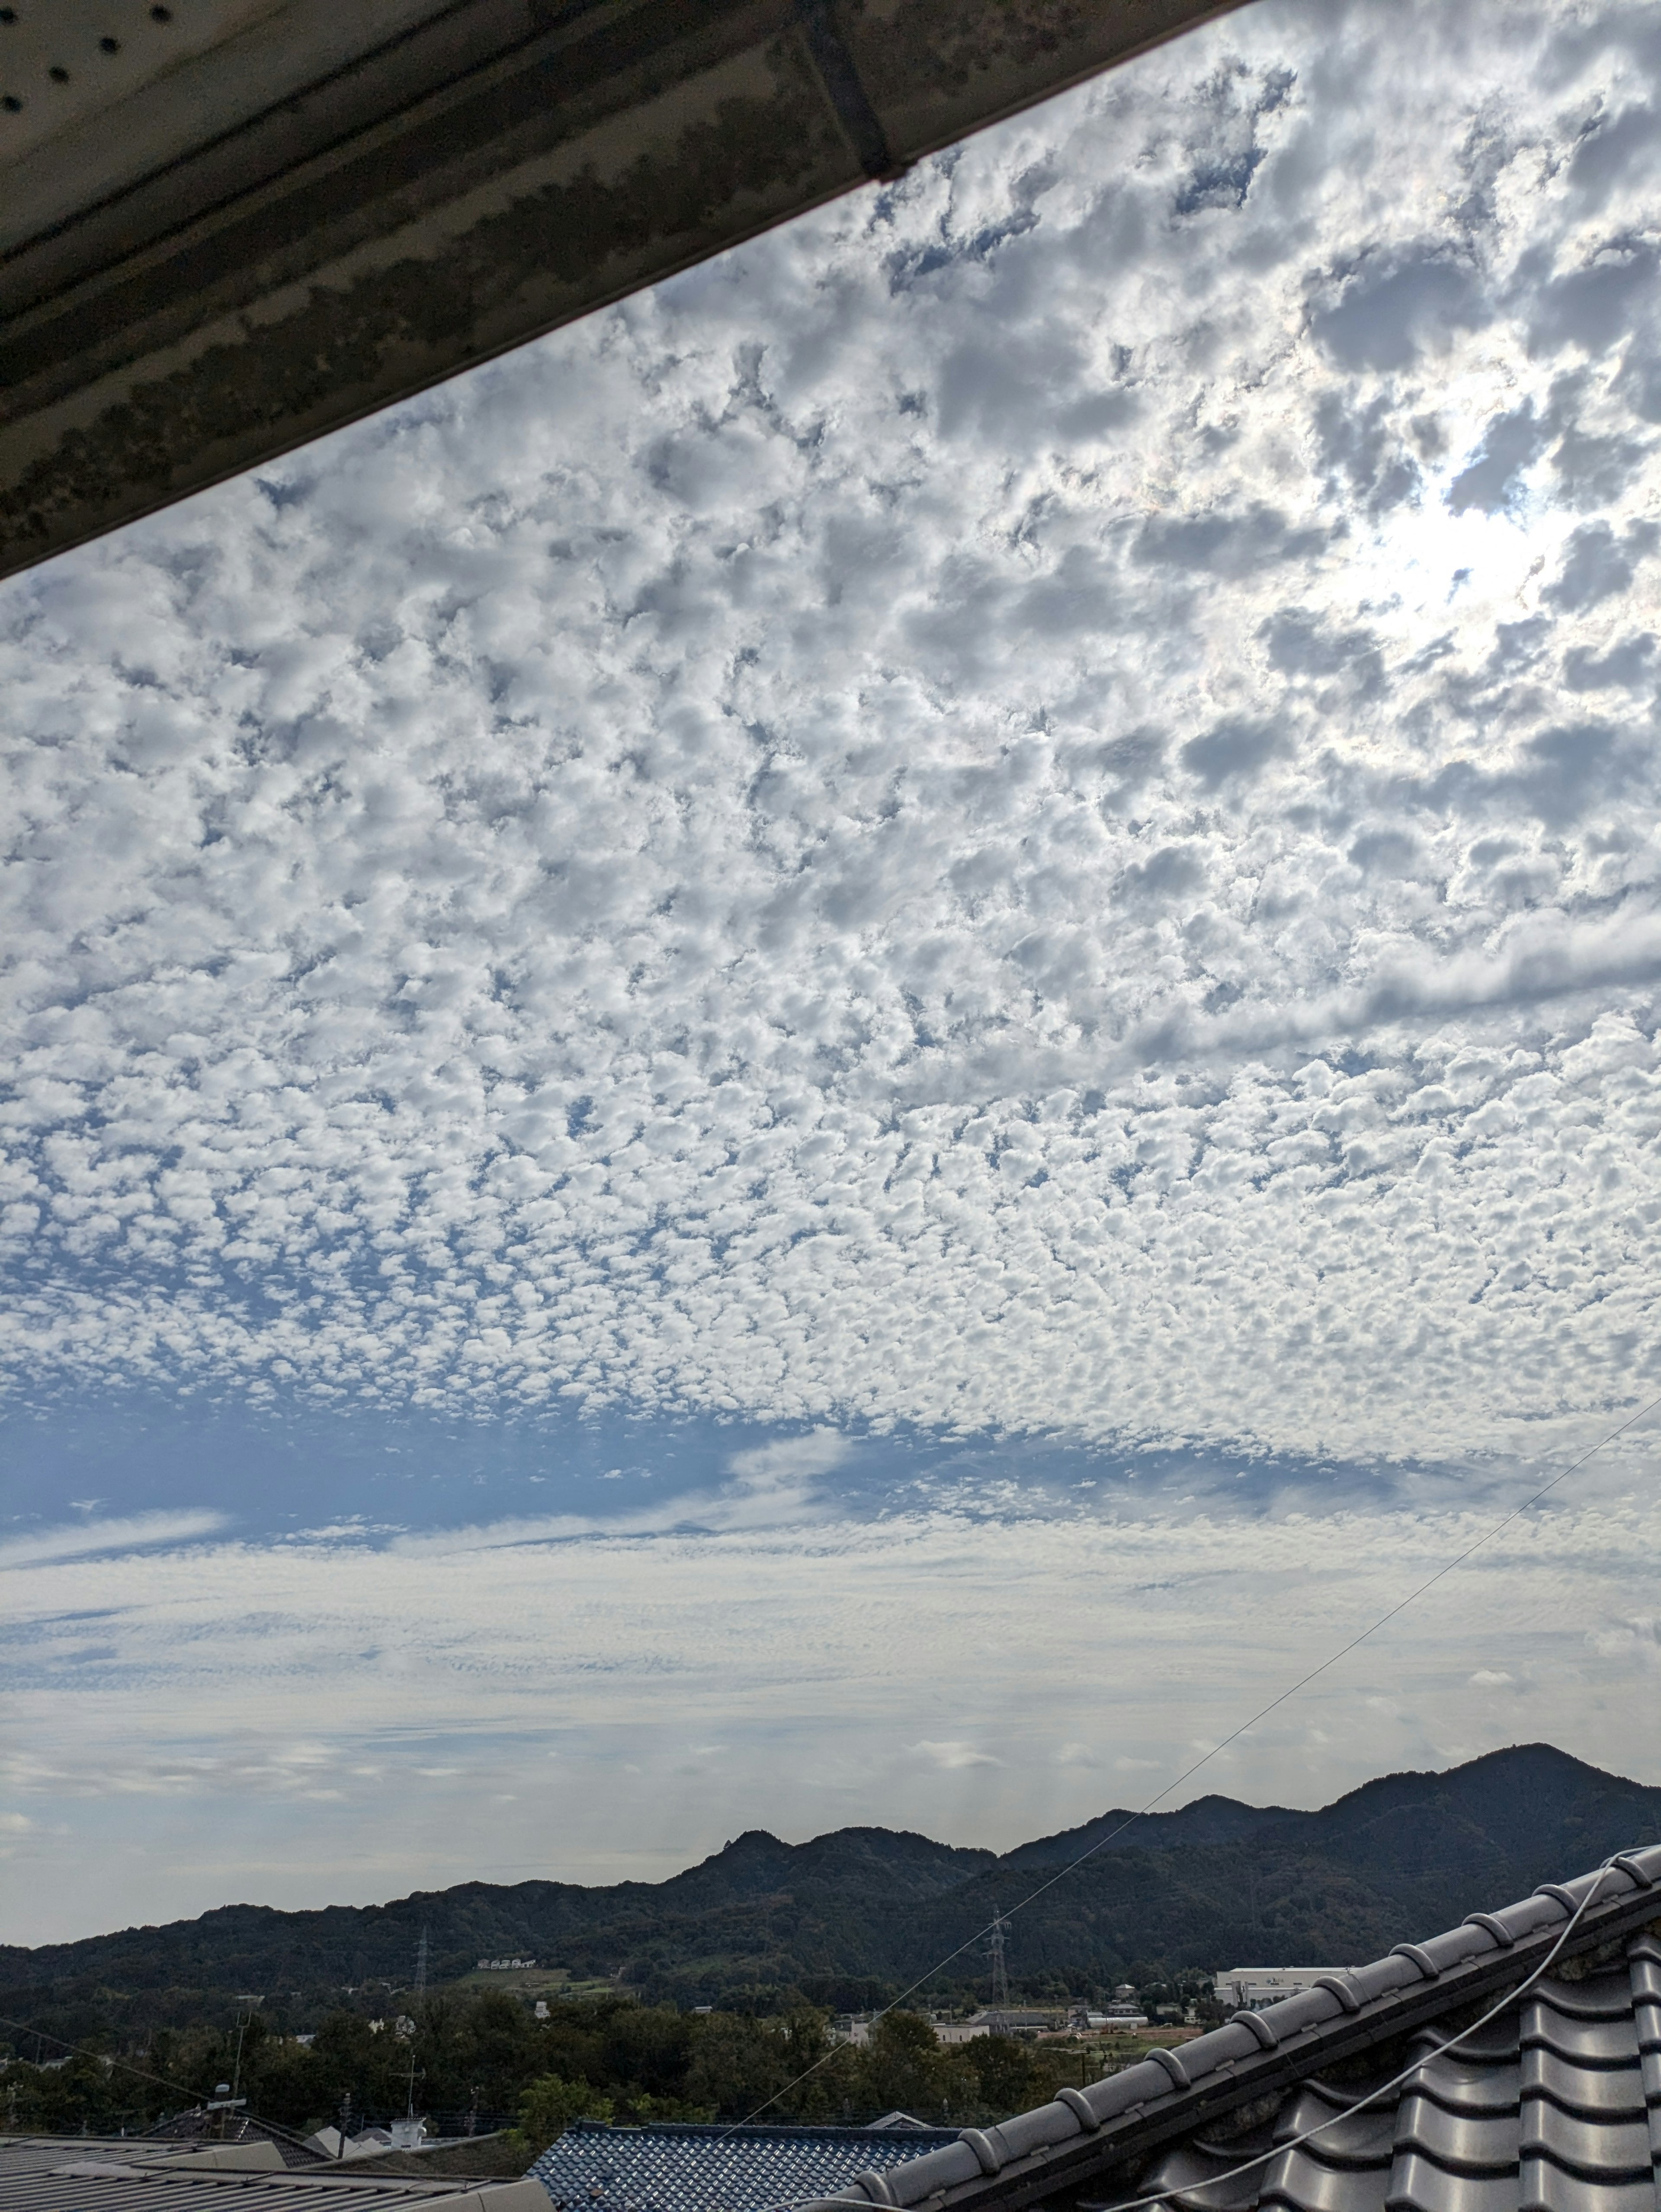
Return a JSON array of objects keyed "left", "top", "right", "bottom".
[{"left": 1, "top": 1991, "right": 1076, "bottom": 2151}]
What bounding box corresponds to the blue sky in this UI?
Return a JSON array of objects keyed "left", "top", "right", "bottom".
[{"left": 6, "top": 0, "right": 1661, "bottom": 1944}]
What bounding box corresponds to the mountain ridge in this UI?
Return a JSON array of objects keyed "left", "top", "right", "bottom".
[{"left": 6, "top": 1743, "right": 1658, "bottom": 2021}]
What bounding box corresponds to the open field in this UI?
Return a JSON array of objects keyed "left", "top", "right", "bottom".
[{"left": 449, "top": 1967, "right": 621, "bottom": 2000}]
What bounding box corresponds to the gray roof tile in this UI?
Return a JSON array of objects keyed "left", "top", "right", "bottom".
[
  {"left": 804, "top": 1845, "right": 1661, "bottom": 2212},
  {"left": 1520, "top": 2168, "right": 1655, "bottom": 2212},
  {"left": 1394, "top": 2091, "right": 1519, "bottom": 2174},
  {"left": 1385, "top": 2151, "right": 1520, "bottom": 2212}
]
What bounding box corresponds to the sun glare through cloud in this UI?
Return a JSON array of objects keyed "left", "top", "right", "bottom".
[{"left": 4, "top": 0, "right": 1661, "bottom": 1943}]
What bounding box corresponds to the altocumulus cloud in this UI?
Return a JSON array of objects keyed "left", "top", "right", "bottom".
[
  {"left": 12, "top": 0, "right": 1661, "bottom": 1943},
  {"left": 6, "top": 0, "right": 1661, "bottom": 1471}
]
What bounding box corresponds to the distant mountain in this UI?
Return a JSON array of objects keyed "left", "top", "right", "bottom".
[{"left": 6, "top": 1744, "right": 1658, "bottom": 2026}]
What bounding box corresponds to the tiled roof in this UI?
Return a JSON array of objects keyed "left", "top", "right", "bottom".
[
  {"left": 0, "top": 2134, "right": 547, "bottom": 2211},
  {"left": 529, "top": 2119, "right": 960, "bottom": 2212},
  {"left": 1130, "top": 1932, "right": 1661, "bottom": 2212},
  {"left": 803, "top": 1845, "right": 1661, "bottom": 2212}
]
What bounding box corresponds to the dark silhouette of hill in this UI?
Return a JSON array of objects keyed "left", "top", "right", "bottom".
[{"left": 6, "top": 1745, "right": 1658, "bottom": 2025}]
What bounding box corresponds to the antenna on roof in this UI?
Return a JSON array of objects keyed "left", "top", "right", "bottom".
[
  {"left": 986, "top": 1911, "right": 1010, "bottom": 2032},
  {"left": 414, "top": 1925, "right": 429, "bottom": 1999}
]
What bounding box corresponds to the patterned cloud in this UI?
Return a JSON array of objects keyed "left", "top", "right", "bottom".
[{"left": 7, "top": 0, "right": 1661, "bottom": 1471}]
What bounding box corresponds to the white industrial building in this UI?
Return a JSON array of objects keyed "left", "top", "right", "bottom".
[{"left": 1212, "top": 1965, "right": 1345, "bottom": 2012}]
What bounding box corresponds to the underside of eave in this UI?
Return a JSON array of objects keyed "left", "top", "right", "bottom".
[{"left": 0, "top": 0, "right": 1247, "bottom": 581}]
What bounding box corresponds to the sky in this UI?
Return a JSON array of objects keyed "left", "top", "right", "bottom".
[{"left": 5, "top": 0, "right": 1661, "bottom": 1949}]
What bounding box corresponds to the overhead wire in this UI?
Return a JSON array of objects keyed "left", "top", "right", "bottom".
[
  {"left": 0, "top": 2011, "right": 203, "bottom": 2102},
  {"left": 776, "top": 1830, "right": 1607, "bottom": 2212},
  {"left": 718, "top": 1385, "right": 1661, "bottom": 2135},
  {"left": 1070, "top": 1856, "right": 1625, "bottom": 2212}
]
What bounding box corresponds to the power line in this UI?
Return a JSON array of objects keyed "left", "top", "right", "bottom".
[
  {"left": 985, "top": 1913, "right": 1010, "bottom": 2033},
  {"left": 0, "top": 2013, "right": 202, "bottom": 2103},
  {"left": 721, "top": 1386, "right": 1661, "bottom": 2131}
]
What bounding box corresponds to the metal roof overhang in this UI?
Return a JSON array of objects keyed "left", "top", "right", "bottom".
[{"left": 0, "top": 0, "right": 1246, "bottom": 583}]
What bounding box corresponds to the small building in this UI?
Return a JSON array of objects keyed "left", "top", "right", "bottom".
[
  {"left": 1212, "top": 1965, "right": 1347, "bottom": 2012},
  {"left": 965, "top": 2010, "right": 1065, "bottom": 2036},
  {"left": 840, "top": 2010, "right": 1058, "bottom": 2049}
]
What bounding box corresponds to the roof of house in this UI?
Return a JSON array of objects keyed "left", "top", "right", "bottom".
[
  {"left": 529, "top": 2119, "right": 961, "bottom": 2212},
  {"left": 802, "top": 1842, "right": 1661, "bottom": 2212},
  {"left": 0, "top": 2134, "right": 547, "bottom": 2212},
  {"left": 145, "top": 2109, "right": 327, "bottom": 2168}
]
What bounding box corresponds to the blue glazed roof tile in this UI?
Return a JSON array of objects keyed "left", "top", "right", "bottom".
[{"left": 530, "top": 2120, "right": 960, "bottom": 2212}]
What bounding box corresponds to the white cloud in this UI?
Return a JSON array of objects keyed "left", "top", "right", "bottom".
[
  {"left": 0, "top": 1512, "right": 226, "bottom": 1568},
  {"left": 6, "top": 1, "right": 1661, "bottom": 1472},
  {"left": 3, "top": 1485, "right": 1660, "bottom": 1939},
  {"left": 725, "top": 1430, "right": 852, "bottom": 1494},
  {"left": 911, "top": 1742, "right": 1006, "bottom": 1771},
  {"left": 10, "top": 0, "right": 1661, "bottom": 1939}
]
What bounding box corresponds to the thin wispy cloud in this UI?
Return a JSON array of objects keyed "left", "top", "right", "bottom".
[
  {"left": 912, "top": 1743, "right": 1006, "bottom": 1772},
  {"left": 382, "top": 1429, "right": 851, "bottom": 1554},
  {"left": 0, "top": 1511, "right": 226, "bottom": 1569},
  {"left": 4, "top": 1486, "right": 1659, "bottom": 1935}
]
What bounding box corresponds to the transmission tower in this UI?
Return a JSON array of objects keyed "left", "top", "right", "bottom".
[
  {"left": 414, "top": 1926, "right": 429, "bottom": 1998},
  {"left": 987, "top": 1911, "right": 1011, "bottom": 2030}
]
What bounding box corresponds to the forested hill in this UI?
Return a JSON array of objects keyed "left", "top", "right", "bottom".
[{"left": 6, "top": 1744, "right": 1659, "bottom": 2021}]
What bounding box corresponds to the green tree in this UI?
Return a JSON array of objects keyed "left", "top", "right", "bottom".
[
  {"left": 446, "top": 1991, "right": 543, "bottom": 2111},
  {"left": 684, "top": 2010, "right": 851, "bottom": 2123},
  {"left": 596, "top": 2005, "right": 695, "bottom": 2100},
  {"left": 245, "top": 2035, "right": 329, "bottom": 2130},
  {"left": 684, "top": 2013, "right": 795, "bottom": 2122},
  {"left": 963, "top": 2033, "right": 1046, "bottom": 2116},
  {"left": 509, "top": 2073, "right": 615, "bottom": 2160},
  {"left": 855, "top": 2013, "right": 976, "bottom": 2125}
]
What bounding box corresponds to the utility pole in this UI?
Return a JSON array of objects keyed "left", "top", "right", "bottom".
[{"left": 987, "top": 1911, "right": 1011, "bottom": 2032}]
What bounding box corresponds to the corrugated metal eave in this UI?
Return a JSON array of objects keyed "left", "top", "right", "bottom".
[{"left": 0, "top": 2148, "right": 545, "bottom": 2212}]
